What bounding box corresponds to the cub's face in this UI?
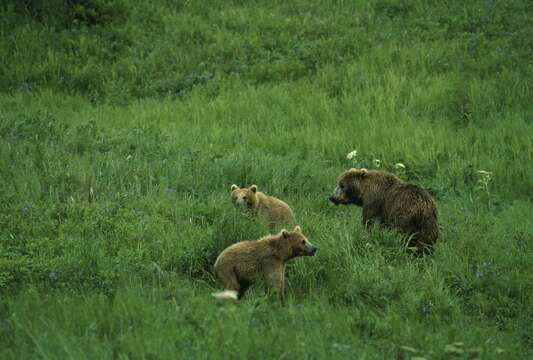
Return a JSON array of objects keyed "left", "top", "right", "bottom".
[
  {"left": 329, "top": 168, "right": 367, "bottom": 206},
  {"left": 282, "top": 226, "right": 317, "bottom": 257},
  {"left": 230, "top": 184, "right": 257, "bottom": 209}
]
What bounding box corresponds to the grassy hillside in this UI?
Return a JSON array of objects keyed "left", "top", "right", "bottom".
[{"left": 1, "top": 0, "right": 532, "bottom": 358}]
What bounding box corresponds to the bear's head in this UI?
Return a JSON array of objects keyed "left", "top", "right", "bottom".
[
  {"left": 329, "top": 168, "right": 368, "bottom": 206},
  {"left": 230, "top": 184, "right": 258, "bottom": 210},
  {"left": 273, "top": 226, "right": 317, "bottom": 260}
]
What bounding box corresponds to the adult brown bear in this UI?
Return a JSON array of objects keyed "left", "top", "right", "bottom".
[{"left": 329, "top": 168, "right": 439, "bottom": 253}]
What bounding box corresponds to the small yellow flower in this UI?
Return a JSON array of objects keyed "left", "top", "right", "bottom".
[{"left": 346, "top": 150, "right": 357, "bottom": 160}]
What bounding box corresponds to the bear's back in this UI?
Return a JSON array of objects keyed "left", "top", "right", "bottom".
[
  {"left": 256, "top": 192, "right": 295, "bottom": 225},
  {"left": 383, "top": 182, "right": 438, "bottom": 235}
]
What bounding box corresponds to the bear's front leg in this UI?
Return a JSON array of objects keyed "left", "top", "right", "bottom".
[
  {"left": 362, "top": 206, "right": 379, "bottom": 230},
  {"left": 264, "top": 261, "right": 285, "bottom": 304}
]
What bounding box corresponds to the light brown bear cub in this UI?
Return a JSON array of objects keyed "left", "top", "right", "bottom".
[
  {"left": 212, "top": 226, "right": 317, "bottom": 302},
  {"left": 231, "top": 184, "right": 295, "bottom": 230},
  {"left": 329, "top": 168, "right": 439, "bottom": 253}
]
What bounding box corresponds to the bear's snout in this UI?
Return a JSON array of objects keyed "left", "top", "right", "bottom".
[
  {"left": 304, "top": 242, "right": 317, "bottom": 256},
  {"left": 329, "top": 195, "right": 339, "bottom": 205}
]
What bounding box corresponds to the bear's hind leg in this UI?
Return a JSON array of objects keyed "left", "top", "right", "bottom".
[
  {"left": 237, "top": 280, "right": 251, "bottom": 300},
  {"left": 212, "top": 266, "right": 241, "bottom": 300}
]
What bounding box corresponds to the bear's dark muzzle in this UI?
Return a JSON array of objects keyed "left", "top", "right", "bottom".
[{"left": 329, "top": 195, "right": 339, "bottom": 205}]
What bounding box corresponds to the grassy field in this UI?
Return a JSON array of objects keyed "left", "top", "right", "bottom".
[{"left": 1, "top": 0, "right": 533, "bottom": 358}]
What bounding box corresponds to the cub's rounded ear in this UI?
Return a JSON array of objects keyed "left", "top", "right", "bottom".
[
  {"left": 356, "top": 168, "right": 368, "bottom": 178},
  {"left": 346, "top": 168, "right": 359, "bottom": 177},
  {"left": 250, "top": 185, "right": 257, "bottom": 193},
  {"left": 281, "top": 229, "right": 289, "bottom": 238},
  {"left": 231, "top": 184, "right": 239, "bottom": 191},
  {"left": 294, "top": 225, "right": 302, "bottom": 233}
]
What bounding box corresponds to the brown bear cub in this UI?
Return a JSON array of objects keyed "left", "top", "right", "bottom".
[
  {"left": 230, "top": 184, "right": 295, "bottom": 230},
  {"left": 212, "top": 226, "right": 317, "bottom": 302},
  {"left": 329, "top": 168, "right": 439, "bottom": 253}
]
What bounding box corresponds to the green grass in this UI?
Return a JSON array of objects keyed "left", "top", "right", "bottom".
[{"left": 1, "top": 0, "right": 533, "bottom": 358}]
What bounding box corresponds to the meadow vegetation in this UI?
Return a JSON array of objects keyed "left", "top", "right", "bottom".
[{"left": 1, "top": 0, "right": 532, "bottom": 358}]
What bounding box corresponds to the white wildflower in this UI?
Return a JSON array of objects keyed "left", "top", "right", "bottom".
[
  {"left": 373, "top": 159, "right": 381, "bottom": 168},
  {"left": 346, "top": 150, "right": 357, "bottom": 160},
  {"left": 394, "top": 163, "right": 406, "bottom": 169},
  {"left": 476, "top": 170, "right": 492, "bottom": 189}
]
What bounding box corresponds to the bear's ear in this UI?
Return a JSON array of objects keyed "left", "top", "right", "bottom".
[
  {"left": 281, "top": 229, "right": 289, "bottom": 239},
  {"left": 294, "top": 225, "right": 302, "bottom": 233},
  {"left": 250, "top": 185, "right": 257, "bottom": 193},
  {"left": 347, "top": 168, "right": 360, "bottom": 177},
  {"left": 355, "top": 168, "right": 368, "bottom": 178},
  {"left": 231, "top": 184, "right": 239, "bottom": 191}
]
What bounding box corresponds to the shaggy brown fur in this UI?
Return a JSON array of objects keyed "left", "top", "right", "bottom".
[
  {"left": 230, "top": 184, "right": 295, "bottom": 230},
  {"left": 212, "top": 226, "right": 317, "bottom": 302},
  {"left": 329, "top": 168, "right": 439, "bottom": 253}
]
